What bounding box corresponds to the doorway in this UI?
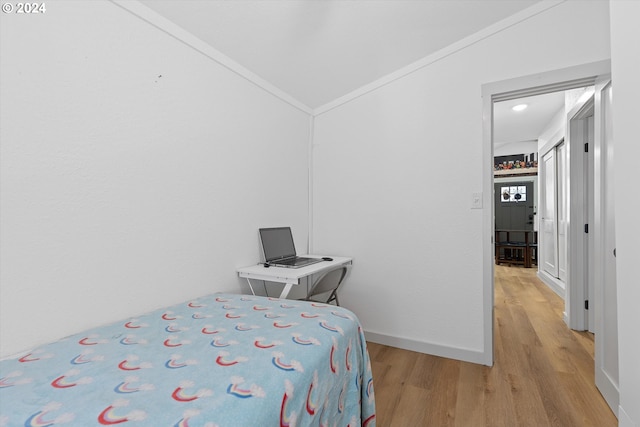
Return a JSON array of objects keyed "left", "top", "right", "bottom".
[
  {"left": 494, "top": 180, "right": 536, "bottom": 266},
  {"left": 480, "top": 60, "right": 618, "bottom": 415}
]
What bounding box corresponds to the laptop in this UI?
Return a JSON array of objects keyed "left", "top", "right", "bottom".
[{"left": 259, "top": 227, "right": 322, "bottom": 268}]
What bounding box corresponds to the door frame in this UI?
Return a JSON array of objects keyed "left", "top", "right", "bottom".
[
  {"left": 480, "top": 60, "right": 610, "bottom": 366},
  {"left": 566, "top": 96, "right": 595, "bottom": 331}
]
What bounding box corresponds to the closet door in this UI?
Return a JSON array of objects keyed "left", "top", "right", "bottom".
[
  {"left": 540, "top": 148, "right": 558, "bottom": 278},
  {"left": 556, "top": 142, "right": 568, "bottom": 282}
]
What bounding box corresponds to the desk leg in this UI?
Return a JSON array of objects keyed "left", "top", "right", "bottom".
[
  {"left": 279, "top": 282, "right": 294, "bottom": 299},
  {"left": 246, "top": 278, "right": 257, "bottom": 296}
]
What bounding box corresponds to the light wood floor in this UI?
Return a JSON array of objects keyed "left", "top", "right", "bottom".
[{"left": 367, "top": 265, "right": 617, "bottom": 426}]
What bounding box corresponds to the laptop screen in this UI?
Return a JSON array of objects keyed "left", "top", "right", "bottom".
[{"left": 259, "top": 227, "right": 297, "bottom": 262}]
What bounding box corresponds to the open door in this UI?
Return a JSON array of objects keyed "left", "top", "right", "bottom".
[{"left": 593, "top": 78, "right": 619, "bottom": 415}]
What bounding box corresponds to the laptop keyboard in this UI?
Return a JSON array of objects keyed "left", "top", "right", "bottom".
[{"left": 272, "top": 257, "right": 321, "bottom": 267}]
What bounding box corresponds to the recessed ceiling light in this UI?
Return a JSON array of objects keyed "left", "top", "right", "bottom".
[{"left": 512, "top": 104, "right": 528, "bottom": 112}]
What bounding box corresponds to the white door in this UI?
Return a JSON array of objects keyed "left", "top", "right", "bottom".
[
  {"left": 594, "top": 80, "right": 618, "bottom": 415},
  {"left": 556, "top": 142, "right": 568, "bottom": 282},
  {"left": 567, "top": 98, "right": 593, "bottom": 332},
  {"left": 541, "top": 149, "right": 558, "bottom": 277}
]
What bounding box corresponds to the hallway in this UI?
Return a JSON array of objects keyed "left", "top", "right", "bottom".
[{"left": 367, "top": 265, "right": 617, "bottom": 426}]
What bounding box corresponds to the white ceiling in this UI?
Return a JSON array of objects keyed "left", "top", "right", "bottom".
[
  {"left": 139, "top": 0, "right": 541, "bottom": 109},
  {"left": 137, "top": 0, "right": 566, "bottom": 146},
  {"left": 493, "top": 91, "right": 566, "bottom": 148}
]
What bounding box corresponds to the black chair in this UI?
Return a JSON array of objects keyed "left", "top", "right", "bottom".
[{"left": 301, "top": 267, "right": 348, "bottom": 306}]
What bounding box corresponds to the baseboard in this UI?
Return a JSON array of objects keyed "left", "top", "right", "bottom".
[
  {"left": 618, "top": 405, "right": 635, "bottom": 427},
  {"left": 537, "top": 270, "right": 566, "bottom": 299},
  {"left": 364, "top": 330, "right": 488, "bottom": 366}
]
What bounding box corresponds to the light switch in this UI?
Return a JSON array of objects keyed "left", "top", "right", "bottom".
[{"left": 472, "top": 192, "right": 483, "bottom": 209}]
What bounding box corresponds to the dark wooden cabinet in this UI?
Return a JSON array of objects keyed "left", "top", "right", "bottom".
[{"left": 495, "top": 229, "right": 537, "bottom": 268}]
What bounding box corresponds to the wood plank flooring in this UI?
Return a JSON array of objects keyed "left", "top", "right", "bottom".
[{"left": 367, "top": 265, "right": 617, "bottom": 426}]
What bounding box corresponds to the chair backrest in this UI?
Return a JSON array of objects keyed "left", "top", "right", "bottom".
[{"left": 307, "top": 267, "right": 348, "bottom": 304}]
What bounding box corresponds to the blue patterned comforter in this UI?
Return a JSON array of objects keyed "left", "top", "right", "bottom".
[{"left": 0, "top": 293, "right": 375, "bottom": 426}]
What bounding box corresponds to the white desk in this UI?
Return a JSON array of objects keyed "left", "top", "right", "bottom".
[{"left": 237, "top": 255, "right": 352, "bottom": 299}]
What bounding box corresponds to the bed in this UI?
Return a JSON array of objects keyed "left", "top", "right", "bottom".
[{"left": 0, "top": 293, "right": 376, "bottom": 426}]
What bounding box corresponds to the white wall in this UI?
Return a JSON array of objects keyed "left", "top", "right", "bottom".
[
  {"left": 0, "top": 1, "right": 310, "bottom": 358},
  {"left": 494, "top": 140, "right": 538, "bottom": 157},
  {"left": 538, "top": 107, "right": 566, "bottom": 153},
  {"left": 537, "top": 86, "right": 595, "bottom": 154},
  {"left": 610, "top": 2, "right": 640, "bottom": 425},
  {"left": 312, "top": 0, "right": 610, "bottom": 362}
]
